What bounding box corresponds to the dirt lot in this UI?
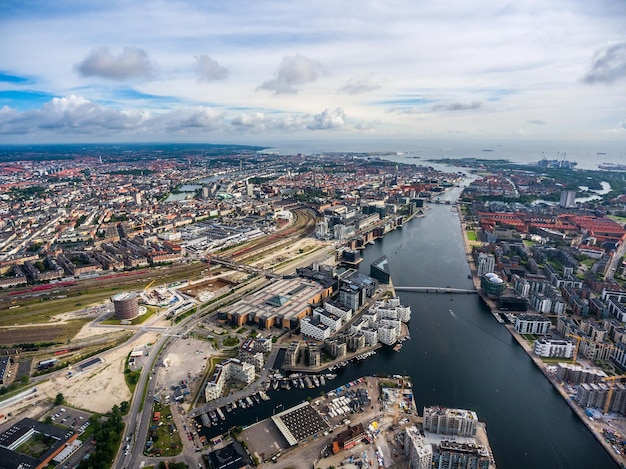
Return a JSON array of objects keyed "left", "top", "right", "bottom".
[
  {"left": 156, "top": 337, "right": 217, "bottom": 409},
  {"left": 0, "top": 332, "right": 160, "bottom": 420}
]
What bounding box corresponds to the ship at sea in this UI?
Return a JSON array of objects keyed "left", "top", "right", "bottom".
[{"left": 598, "top": 162, "right": 626, "bottom": 171}]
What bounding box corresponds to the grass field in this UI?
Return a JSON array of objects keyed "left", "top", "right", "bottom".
[
  {"left": 0, "top": 320, "right": 87, "bottom": 346},
  {"left": 466, "top": 231, "right": 478, "bottom": 241}
]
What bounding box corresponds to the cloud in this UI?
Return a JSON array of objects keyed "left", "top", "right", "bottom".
[
  {"left": 231, "top": 112, "right": 267, "bottom": 132},
  {"left": 194, "top": 55, "right": 229, "bottom": 82},
  {"left": 257, "top": 54, "right": 324, "bottom": 94},
  {"left": 165, "top": 107, "right": 225, "bottom": 130},
  {"left": 582, "top": 42, "right": 626, "bottom": 84},
  {"left": 307, "top": 108, "right": 345, "bottom": 130},
  {"left": 76, "top": 47, "right": 155, "bottom": 81},
  {"left": 339, "top": 77, "right": 382, "bottom": 95},
  {"left": 431, "top": 101, "right": 483, "bottom": 112},
  {"left": 526, "top": 119, "right": 546, "bottom": 125}
]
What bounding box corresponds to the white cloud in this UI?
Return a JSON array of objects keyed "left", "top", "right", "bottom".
[
  {"left": 307, "top": 108, "right": 346, "bottom": 130},
  {"left": 258, "top": 54, "right": 324, "bottom": 94},
  {"left": 75, "top": 47, "right": 155, "bottom": 81},
  {"left": 194, "top": 55, "right": 229, "bottom": 82},
  {"left": 339, "top": 77, "right": 382, "bottom": 95}
]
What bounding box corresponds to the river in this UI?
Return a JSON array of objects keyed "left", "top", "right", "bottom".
[{"left": 198, "top": 184, "right": 617, "bottom": 468}]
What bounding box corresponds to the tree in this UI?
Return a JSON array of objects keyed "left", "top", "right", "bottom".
[{"left": 55, "top": 393, "right": 65, "bottom": 406}]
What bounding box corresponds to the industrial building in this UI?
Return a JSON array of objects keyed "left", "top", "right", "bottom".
[
  {"left": 0, "top": 418, "right": 77, "bottom": 469},
  {"left": 220, "top": 278, "right": 332, "bottom": 330}
]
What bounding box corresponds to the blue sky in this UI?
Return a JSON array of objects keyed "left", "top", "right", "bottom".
[{"left": 0, "top": 0, "right": 625, "bottom": 144}]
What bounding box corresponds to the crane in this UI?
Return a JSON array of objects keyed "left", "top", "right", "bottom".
[
  {"left": 144, "top": 278, "right": 156, "bottom": 292},
  {"left": 392, "top": 376, "right": 406, "bottom": 427},
  {"left": 603, "top": 375, "right": 626, "bottom": 414},
  {"left": 566, "top": 333, "right": 620, "bottom": 364}
]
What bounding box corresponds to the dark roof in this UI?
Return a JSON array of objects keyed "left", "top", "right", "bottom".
[
  {"left": 272, "top": 402, "right": 329, "bottom": 445},
  {"left": 206, "top": 441, "right": 250, "bottom": 469},
  {"left": 0, "top": 418, "right": 76, "bottom": 469}
]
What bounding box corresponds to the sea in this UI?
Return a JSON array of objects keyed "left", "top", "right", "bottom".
[{"left": 264, "top": 137, "right": 625, "bottom": 171}]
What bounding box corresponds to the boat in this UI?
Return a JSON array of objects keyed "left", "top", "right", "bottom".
[
  {"left": 312, "top": 375, "right": 320, "bottom": 387},
  {"left": 216, "top": 407, "right": 225, "bottom": 421},
  {"left": 299, "top": 378, "right": 305, "bottom": 389},
  {"left": 259, "top": 390, "right": 270, "bottom": 401},
  {"left": 393, "top": 343, "right": 402, "bottom": 352},
  {"left": 246, "top": 396, "right": 254, "bottom": 407},
  {"left": 253, "top": 393, "right": 261, "bottom": 404},
  {"left": 304, "top": 376, "right": 314, "bottom": 388},
  {"left": 272, "top": 380, "right": 279, "bottom": 390},
  {"left": 320, "top": 375, "right": 326, "bottom": 386}
]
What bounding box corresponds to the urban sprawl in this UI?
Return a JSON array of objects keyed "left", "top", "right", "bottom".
[{"left": 0, "top": 146, "right": 626, "bottom": 469}]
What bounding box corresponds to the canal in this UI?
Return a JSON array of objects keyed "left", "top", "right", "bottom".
[{"left": 199, "top": 184, "right": 617, "bottom": 468}]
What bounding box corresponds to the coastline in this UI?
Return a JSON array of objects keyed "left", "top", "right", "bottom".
[{"left": 457, "top": 204, "right": 626, "bottom": 468}]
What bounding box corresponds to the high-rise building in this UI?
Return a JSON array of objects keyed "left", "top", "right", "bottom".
[
  {"left": 559, "top": 190, "right": 576, "bottom": 208},
  {"left": 476, "top": 253, "right": 495, "bottom": 277},
  {"left": 404, "top": 426, "right": 433, "bottom": 469},
  {"left": 423, "top": 406, "right": 478, "bottom": 437}
]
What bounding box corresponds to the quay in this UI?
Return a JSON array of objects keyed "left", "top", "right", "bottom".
[{"left": 457, "top": 202, "right": 626, "bottom": 468}]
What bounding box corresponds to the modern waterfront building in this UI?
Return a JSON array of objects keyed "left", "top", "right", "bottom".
[
  {"left": 404, "top": 426, "right": 433, "bottom": 469},
  {"left": 533, "top": 338, "right": 575, "bottom": 358},
  {"left": 204, "top": 358, "right": 255, "bottom": 402},
  {"left": 514, "top": 314, "right": 551, "bottom": 335},
  {"left": 475, "top": 253, "right": 496, "bottom": 278},
  {"left": 480, "top": 273, "right": 506, "bottom": 298},
  {"left": 423, "top": 406, "right": 478, "bottom": 437},
  {"left": 370, "top": 255, "right": 391, "bottom": 284},
  {"left": 556, "top": 362, "right": 607, "bottom": 385}
]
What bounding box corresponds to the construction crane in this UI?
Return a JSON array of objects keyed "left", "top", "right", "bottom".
[
  {"left": 392, "top": 376, "right": 406, "bottom": 427},
  {"left": 566, "top": 333, "right": 620, "bottom": 364},
  {"left": 603, "top": 375, "right": 626, "bottom": 414},
  {"left": 144, "top": 278, "right": 156, "bottom": 292}
]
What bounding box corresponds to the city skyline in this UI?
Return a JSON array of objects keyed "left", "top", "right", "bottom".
[{"left": 1, "top": 0, "right": 625, "bottom": 145}]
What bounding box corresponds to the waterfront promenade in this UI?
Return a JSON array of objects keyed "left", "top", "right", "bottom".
[{"left": 457, "top": 205, "right": 626, "bottom": 468}]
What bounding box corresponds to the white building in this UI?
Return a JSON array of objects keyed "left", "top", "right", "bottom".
[
  {"left": 362, "top": 328, "right": 379, "bottom": 346},
  {"left": 378, "top": 325, "right": 398, "bottom": 345},
  {"left": 423, "top": 406, "right": 478, "bottom": 437},
  {"left": 324, "top": 300, "right": 353, "bottom": 322},
  {"left": 300, "top": 316, "right": 332, "bottom": 341},
  {"left": 475, "top": 253, "right": 496, "bottom": 277},
  {"left": 404, "top": 426, "right": 433, "bottom": 469},
  {"left": 514, "top": 315, "right": 551, "bottom": 335},
  {"left": 533, "top": 338, "right": 575, "bottom": 358},
  {"left": 205, "top": 358, "right": 255, "bottom": 402},
  {"left": 315, "top": 219, "right": 329, "bottom": 240}
]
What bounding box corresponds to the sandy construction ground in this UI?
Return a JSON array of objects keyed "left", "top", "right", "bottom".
[{"left": 0, "top": 332, "right": 160, "bottom": 422}]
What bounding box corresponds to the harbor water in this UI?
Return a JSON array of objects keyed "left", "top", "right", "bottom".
[{"left": 199, "top": 185, "right": 617, "bottom": 468}]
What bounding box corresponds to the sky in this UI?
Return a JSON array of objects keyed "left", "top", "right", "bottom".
[{"left": 0, "top": 0, "right": 625, "bottom": 146}]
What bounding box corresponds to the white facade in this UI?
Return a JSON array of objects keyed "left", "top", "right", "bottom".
[
  {"left": 476, "top": 253, "right": 495, "bottom": 277},
  {"left": 378, "top": 325, "right": 398, "bottom": 345},
  {"left": 324, "top": 301, "right": 353, "bottom": 322},
  {"left": 514, "top": 315, "right": 551, "bottom": 335},
  {"left": 300, "top": 316, "right": 332, "bottom": 341},
  {"left": 533, "top": 338, "right": 575, "bottom": 358},
  {"left": 404, "top": 426, "right": 433, "bottom": 469},
  {"left": 362, "top": 328, "right": 379, "bottom": 346},
  {"left": 205, "top": 358, "right": 255, "bottom": 402},
  {"left": 423, "top": 406, "right": 478, "bottom": 437}
]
